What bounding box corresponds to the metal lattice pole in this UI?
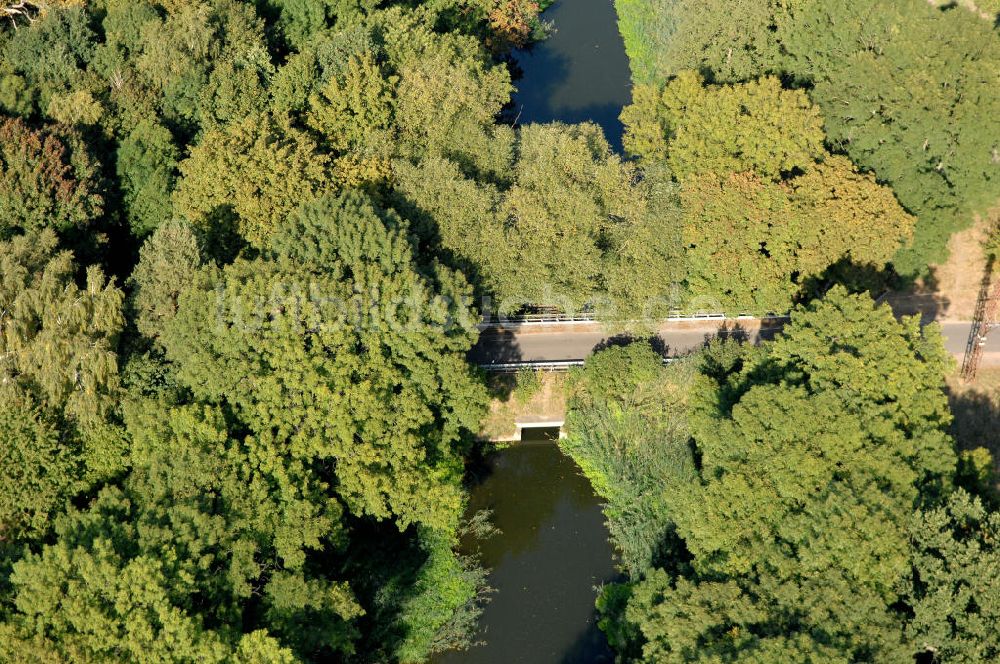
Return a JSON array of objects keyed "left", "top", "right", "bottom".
[{"left": 962, "top": 253, "right": 1000, "bottom": 383}]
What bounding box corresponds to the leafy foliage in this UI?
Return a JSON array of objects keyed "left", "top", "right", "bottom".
[
  {"left": 616, "top": 0, "right": 1000, "bottom": 276},
  {"left": 0, "top": 229, "right": 122, "bottom": 425},
  {"left": 173, "top": 113, "right": 331, "bottom": 249},
  {"left": 397, "top": 123, "right": 686, "bottom": 316},
  {"left": 622, "top": 73, "right": 914, "bottom": 313},
  {"left": 115, "top": 119, "right": 178, "bottom": 236},
  {"left": 0, "top": 385, "right": 77, "bottom": 541},
  {"left": 681, "top": 157, "right": 914, "bottom": 312},
  {"left": 0, "top": 116, "right": 103, "bottom": 237},
  {"left": 564, "top": 344, "right": 695, "bottom": 575},
  {"left": 161, "top": 192, "right": 487, "bottom": 529},
  {"left": 622, "top": 73, "right": 825, "bottom": 179},
  {"left": 588, "top": 289, "right": 977, "bottom": 661},
  {"left": 906, "top": 490, "right": 1000, "bottom": 663}
]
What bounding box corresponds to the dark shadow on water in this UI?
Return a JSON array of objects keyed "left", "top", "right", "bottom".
[
  {"left": 506, "top": 0, "right": 632, "bottom": 152},
  {"left": 559, "top": 619, "right": 616, "bottom": 664}
]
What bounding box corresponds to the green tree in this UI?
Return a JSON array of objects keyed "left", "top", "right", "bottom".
[
  {"left": 906, "top": 489, "right": 1000, "bottom": 663},
  {"left": 563, "top": 344, "right": 696, "bottom": 574},
  {"left": 0, "top": 384, "right": 78, "bottom": 541},
  {"left": 161, "top": 192, "right": 487, "bottom": 529},
  {"left": 606, "top": 288, "right": 958, "bottom": 661},
  {"left": 305, "top": 51, "right": 396, "bottom": 158},
  {"left": 258, "top": 0, "right": 343, "bottom": 51},
  {"left": 615, "top": 0, "right": 1000, "bottom": 276},
  {"left": 396, "top": 123, "right": 685, "bottom": 317},
  {"left": 787, "top": 0, "right": 1000, "bottom": 275},
  {"left": 129, "top": 219, "right": 203, "bottom": 342},
  {"left": 132, "top": 0, "right": 272, "bottom": 135},
  {"left": 614, "top": 0, "right": 792, "bottom": 86},
  {"left": 0, "top": 229, "right": 122, "bottom": 425},
  {"left": 0, "top": 5, "right": 96, "bottom": 116},
  {"left": 116, "top": 118, "right": 178, "bottom": 236},
  {"left": 621, "top": 72, "right": 825, "bottom": 179},
  {"left": 0, "top": 420, "right": 350, "bottom": 661}
]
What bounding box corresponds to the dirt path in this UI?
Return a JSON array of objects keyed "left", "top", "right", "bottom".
[{"left": 887, "top": 206, "right": 1000, "bottom": 322}]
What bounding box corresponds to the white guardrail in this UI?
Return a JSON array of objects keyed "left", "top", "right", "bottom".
[
  {"left": 479, "top": 358, "right": 676, "bottom": 373},
  {"left": 478, "top": 309, "right": 789, "bottom": 327}
]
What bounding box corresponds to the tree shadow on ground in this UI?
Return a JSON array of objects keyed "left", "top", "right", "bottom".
[
  {"left": 468, "top": 328, "right": 523, "bottom": 367},
  {"left": 791, "top": 257, "right": 959, "bottom": 325},
  {"left": 593, "top": 333, "right": 675, "bottom": 359},
  {"left": 948, "top": 385, "right": 1000, "bottom": 475}
]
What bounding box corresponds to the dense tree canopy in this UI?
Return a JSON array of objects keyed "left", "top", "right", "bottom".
[
  {"left": 0, "top": 116, "right": 103, "bottom": 237},
  {"left": 568, "top": 288, "right": 1000, "bottom": 662},
  {"left": 160, "top": 192, "right": 487, "bottom": 528},
  {"left": 0, "top": 3, "right": 513, "bottom": 659},
  {"left": 1, "top": 0, "right": 997, "bottom": 661},
  {"left": 616, "top": 0, "right": 1000, "bottom": 276},
  {"left": 622, "top": 73, "right": 916, "bottom": 313},
  {"left": 397, "top": 122, "right": 686, "bottom": 316},
  {"left": 0, "top": 229, "right": 124, "bottom": 543}
]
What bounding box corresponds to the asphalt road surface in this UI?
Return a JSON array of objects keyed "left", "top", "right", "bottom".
[{"left": 470, "top": 321, "right": 1000, "bottom": 367}]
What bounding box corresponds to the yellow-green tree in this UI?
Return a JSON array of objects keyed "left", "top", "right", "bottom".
[{"left": 173, "top": 113, "right": 330, "bottom": 249}]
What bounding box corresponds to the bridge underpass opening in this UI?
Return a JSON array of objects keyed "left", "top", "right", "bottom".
[
  {"left": 518, "top": 425, "right": 562, "bottom": 443},
  {"left": 513, "top": 419, "right": 565, "bottom": 443}
]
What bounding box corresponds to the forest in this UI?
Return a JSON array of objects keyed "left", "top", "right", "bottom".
[{"left": 0, "top": 0, "right": 997, "bottom": 661}]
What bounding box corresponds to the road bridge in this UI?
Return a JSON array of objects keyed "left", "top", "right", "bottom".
[{"left": 471, "top": 319, "right": 1000, "bottom": 371}]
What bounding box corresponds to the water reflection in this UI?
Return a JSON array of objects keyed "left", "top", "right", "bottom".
[
  {"left": 509, "top": 0, "right": 633, "bottom": 151},
  {"left": 435, "top": 443, "right": 617, "bottom": 664}
]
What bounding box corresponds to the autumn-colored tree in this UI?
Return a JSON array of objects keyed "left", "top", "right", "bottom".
[
  {"left": 616, "top": 0, "right": 1000, "bottom": 276},
  {"left": 681, "top": 157, "right": 914, "bottom": 313},
  {"left": 0, "top": 116, "right": 103, "bottom": 237},
  {"left": 488, "top": 0, "right": 543, "bottom": 49}
]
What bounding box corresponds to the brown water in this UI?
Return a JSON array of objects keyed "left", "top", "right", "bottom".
[{"left": 433, "top": 436, "right": 617, "bottom": 664}]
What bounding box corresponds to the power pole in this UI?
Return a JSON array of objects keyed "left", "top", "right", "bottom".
[{"left": 961, "top": 248, "right": 1000, "bottom": 383}]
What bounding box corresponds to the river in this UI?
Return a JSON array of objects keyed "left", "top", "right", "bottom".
[
  {"left": 508, "top": 0, "right": 632, "bottom": 152},
  {"left": 433, "top": 4, "right": 631, "bottom": 662},
  {"left": 434, "top": 435, "right": 618, "bottom": 664}
]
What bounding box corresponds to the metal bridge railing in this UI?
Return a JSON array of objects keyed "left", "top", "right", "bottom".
[
  {"left": 478, "top": 357, "right": 676, "bottom": 373},
  {"left": 479, "top": 310, "right": 788, "bottom": 326}
]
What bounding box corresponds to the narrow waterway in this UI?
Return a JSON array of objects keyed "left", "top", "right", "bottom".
[
  {"left": 509, "top": 0, "right": 633, "bottom": 151},
  {"left": 433, "top": 5, "right": 631, "bottom": 661},
  {"left": 435, "top": 436, "right": 617, "bottom": 664}
]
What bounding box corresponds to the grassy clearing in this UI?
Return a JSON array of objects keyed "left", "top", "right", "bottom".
[{"left": 479, "top": 371, "right": 568, "bottom": 441}]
